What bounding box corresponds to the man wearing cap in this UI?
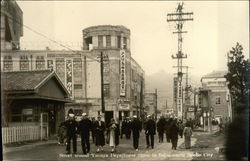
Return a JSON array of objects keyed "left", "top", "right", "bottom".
[
  {"left": 94, "top": 115, "right": 106, "bottom": 152},
  {"left": 78, "top": 113, "right": 92, "bottom": 154},
  {"left": 130, "top": 115, "right": 142, "bottom": 151},
  {"left": 63, "top": 113, "right": 78, "bottom": 154},
  {"left": 145, "top": 115, "right": 156, "bottom": 149}
]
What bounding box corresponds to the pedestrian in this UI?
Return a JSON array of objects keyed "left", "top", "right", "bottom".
[
  {"left": 62, "top": 113, "right": 78, "bottom": 154},
  {"left": 183, "top": 122, "right": 192, "bottom": 149},
  {"left": 106, "top": 118, "right": 120, "bottom": 153},
  {"left": 169, "top": 118, "right": 179, "bottom": 150},
  {"left": 157, "top": 116, "right": 166, "bottom": 143},
  {"left": 126, "top": 117, "right": 132, "bottom": 139},
  {"left": 130, "top": 115, "right": 142, "bottom": 151},
  {"left": 145, "top": 115, "right": 156, "bottom": 149},
  {"left": 58, "top": 118, "right": 68, "bottom": 145},
  {"left": 178, "top": 119, "right": 184, "bottom": 138},
  {"left": 120, "top": 118, "right": 126, "bottom": 139},
  {"left": 78, "top": 113, "right": 92, "bottom": 154},
  {"left": 165, "top": 118, "right": 172, "bottom": 143},
  {"left": 94, "top": 115, "right": 106, "bottom": 152},
  {"left": 91, "top": 117, "right": 96, "bottom": 143}
]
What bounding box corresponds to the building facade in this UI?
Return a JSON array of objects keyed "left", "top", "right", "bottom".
[
  {"left": 1, "top": 25, "right": 145, "bottom": 124},
  {"left": 144, "top": 93, "right": 157, "bottom": 119},
  {"left": 200, "top": 71, "right": 232, "bottom": 123}
]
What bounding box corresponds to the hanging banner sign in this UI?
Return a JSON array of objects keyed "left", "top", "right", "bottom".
[
  {"left": 66, "top": 60, "right": 73, "bottom": 96},
  {"left": 120, "top": 50, "right": 126, "bottom": 97}
]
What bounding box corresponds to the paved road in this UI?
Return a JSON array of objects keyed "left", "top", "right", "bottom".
[{"left": 4, "top": 132, "right": 197, "bottom": 161}]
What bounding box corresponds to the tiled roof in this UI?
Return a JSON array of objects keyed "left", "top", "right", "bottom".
[
  {"left": 202, "top": 71, "right": 227, "bottom": 78},
  {"left": 2, "top": 70, "right": 53, "bottom": 91}
]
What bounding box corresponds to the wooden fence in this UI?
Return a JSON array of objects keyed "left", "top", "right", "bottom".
[{"left": 2, "top": 126, "right": 40, "bottom": 144}]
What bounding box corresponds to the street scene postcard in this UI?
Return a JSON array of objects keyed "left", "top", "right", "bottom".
[{"left": 1, "top": 1, "right": 249, "bottom": 161}]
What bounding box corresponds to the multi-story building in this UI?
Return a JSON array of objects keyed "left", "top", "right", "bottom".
[
  {"left": 144, "top": 93, "right": 157, "bottom": 119},
  {"left": 1, "top": 1, "right": 23, "bottom": 51},
  {"left": 82, "top": 25, "right": 145, "bottom": 123},
  {"left": 200, "top": 71, "right": 232, "bottom": 123},
  {"left": 1, "top": 25, "right": 145, "bottom": 124}
]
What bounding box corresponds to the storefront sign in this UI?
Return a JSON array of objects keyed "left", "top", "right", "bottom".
[
  {"left": 119, "top": 104, "right": 130, "bottom": 110},
  {"left": 120, "top": 50, "right": 126, "bottom": 97}
]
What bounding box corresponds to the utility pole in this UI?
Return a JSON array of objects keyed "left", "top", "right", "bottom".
[
  {"left": 100, "top": 52, "right": 105, "bottom": 120},
  {"left": 167, "top": 2, "right": 193, "bottom": 119},
  {"left": 155, "top": 89, "right": 158, "bottom": 121}
]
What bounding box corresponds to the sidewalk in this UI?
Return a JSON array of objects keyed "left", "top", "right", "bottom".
[{"left": 3, "top": 139, "right": 58, "bottom": 154}]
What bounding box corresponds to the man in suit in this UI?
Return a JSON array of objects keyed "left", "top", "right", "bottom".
[
  {"left": 130, "top": 115, "right": 142, "bottom": 151},
  {"left": 78, "top": 113, "right": 92, "bottom": 154},
  {"left": 145, "top": 115, "right": 156, "bottom": 148}
]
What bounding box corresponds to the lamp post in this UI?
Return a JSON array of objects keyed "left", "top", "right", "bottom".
[
  {"left": 207, "top": 111, "right": 210, "bottom": 133},
  {"left": 203, "top": 112, "right": 206, "bottom": 132}
]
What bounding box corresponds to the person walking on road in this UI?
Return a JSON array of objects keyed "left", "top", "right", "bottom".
[
  {"left": 91, "top": 117, "right": 96, "bottom": 143},
  {"left": 178, "top": 119, "right": 184, "bottom": 138},
  {"left": 62, "top": 113, "right": 78, "bottom": 154},
  {"left": 165, "top": 118, "right": 173, "bottom": 143},
  {"left": 183, "top": 122, "right": 192, "bottom": 149},
  {"left": 145, "top": 115, "right": 156, "bottom": 149},
  {"left": 94, "top": 115, "right": 106, "bottom": 152},
  {"left": 170, "top": 118, "right": 179, "bottom": 150},
  {"left": 130, "top": 115, "right": 142, "bottom": 151},
  {"left": 78, "top": 113, "right": 92, "bottom": 154},
  {"left": 107, "top": 118, "right": 120, "bottom": 153},
  {"left": 157, "top": 116, "right": 166, "bottom": 143}
]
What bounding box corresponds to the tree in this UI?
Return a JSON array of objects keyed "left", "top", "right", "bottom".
[{"left": 225, "top": 42, "right": 247, "bottom": 115}]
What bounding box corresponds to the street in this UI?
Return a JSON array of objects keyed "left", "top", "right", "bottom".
[{"left": 4, "top": 131, "right": 200, "bottom": 161}]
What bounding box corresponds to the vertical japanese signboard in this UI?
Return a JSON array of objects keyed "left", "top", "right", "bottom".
[
  {"left": 177, "top": 80, "right": 183, "bottom": 118},
  {"left": 120, "top": 50, "right": 126, "bottom": 97},
  {"left": 66, "top": 60, "right": 73, "bottom": 96}
]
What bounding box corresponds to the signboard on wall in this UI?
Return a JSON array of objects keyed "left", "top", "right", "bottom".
[
  {"left": 66, "top": 60, "right": 73, "bottom": 95},
  {"left": 119, "top": 104, "right": 130, "bottom": 110},
  {"left": 177, "top": 80, "right": 183, "bottom": 118},
  {"left": 120, "top": 50, "right": 126, "bottom": 97}
]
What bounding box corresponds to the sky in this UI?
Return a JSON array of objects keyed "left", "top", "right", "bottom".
[{"left": 17, "top": 1, "right": 249, "bottom": 77}]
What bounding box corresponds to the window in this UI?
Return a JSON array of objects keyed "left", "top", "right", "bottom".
[
  {"left": 104, "top": 84, "right": 110, "bottom": 98},
  {"left": 3, "top": 55, "right": 13, "bottom": 71},
  {"left": 22, "top": 108, "right": 33, "bottom": 122},
  {"left": 106, "top": 35, "right": 111, "bottom": 48},
  {"left": 36, "top": 56, "right": 45, "bottom": 70},
  {"left": 73, "top": 59, "right": 82, "bottom": 84},
  {"left": 215, "top": 96, "right": 221, "bottom": 104},
  {"left": 20, "top": 55, "right": 29, "bottom": 71},
  {"left": 123, "top": 37, "right": 127, "bottom": 49},
  {"left": 74, "top": 84, "right": 83, "bottom": 98},
  {"left": 117, "top": 36, "right": 121, "bottom": 48},
  {"left": 98, "top": 35, "right": 103, "bottom": 48}
]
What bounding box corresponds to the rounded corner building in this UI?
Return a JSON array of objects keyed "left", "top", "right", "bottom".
[{"left": 82, "top": 25, "right": 144, "bottom": 123}]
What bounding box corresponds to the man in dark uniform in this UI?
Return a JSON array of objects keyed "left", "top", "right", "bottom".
[
  {"left": 91, "top": 117, "right": 96, "bottom": 143},
  {"left": 94, "top": 115, "right": 106, "bottom": 152},
  {"left": 145, "top": 115, "right": 156, "bottom": 148},
  {"left": 157, "top": 115, "right": 166, "bottom": 143},
  {"left": 130, "top": 115, "right": 142, "bottom": 151},
  {"left": 62, "top": 113, "right": 78, "bottom": 154},
  {"left": 78, "top": 113, "right": 92, "bottom": 154}
]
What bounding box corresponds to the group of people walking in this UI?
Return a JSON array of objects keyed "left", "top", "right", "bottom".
[
  {"left": 157, "top": 116, "right": 193, "bottom": 150},
  {"left": 58, "top": 110, "right": 193, "bottom": 154}
]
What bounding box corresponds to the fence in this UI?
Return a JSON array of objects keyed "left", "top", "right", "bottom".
[{"left": 2, "top": 126, "right": 40, "bottom": 144}]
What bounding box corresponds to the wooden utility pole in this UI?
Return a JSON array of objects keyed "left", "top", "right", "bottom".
[
  {"left": 167, "top": 2, "right": 193, "bottom": 119},
  {"left": 100, "top": 52, "right": 105, "bottom": 118},
  {"left": 155, "top": 89, "right": 158, "bottom": 120}
]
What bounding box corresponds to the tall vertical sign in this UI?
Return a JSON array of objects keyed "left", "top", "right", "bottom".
[
  {"left": 66, "top": 60, "right": 73, "bottom": 96},
  {"left": 120, "top": 50, "right": 126, "bottom": 97},
  {"left": 177, "top": 79, "right": 183, "bottom": 118}
]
